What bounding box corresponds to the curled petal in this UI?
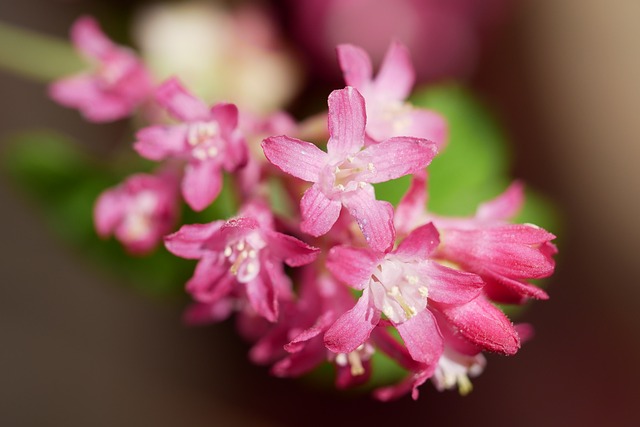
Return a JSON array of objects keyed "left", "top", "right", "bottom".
[
  {"left": 264, "top": 230, "right": 320, "bottom": 267},
  {"left": 164, "top": 221, "right": 224, "bottom": 259},
  {"left": 71, "top": 16, "right": 114, "bottom": 59},
  {"left": 394, "top": 222, "right": 440, "bottom": 261},
  {"left": 476, "top": 181, "right": 525, "bottom": 222},
  {"left": 394, "top": 170, "right": 428, "bottom": 235},
  {"left": 134, "top": 125, "right": 188, "bottom": 161}
]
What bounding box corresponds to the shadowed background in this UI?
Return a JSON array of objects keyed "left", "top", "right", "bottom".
[{"left": 1, "top": 0, "right": 638, "bottom": 426}]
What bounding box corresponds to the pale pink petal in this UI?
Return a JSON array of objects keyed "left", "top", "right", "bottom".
[
  {"left": 394, "top": 222, "right": 440, "bottom": 260},
  {"left": 435, "top": 297, "right": 521, "bottom": 355},
  {"left": 476, "top": 181, "right": 525, "bottom": 221},
  {"left": 261, "top": 136, "right": 328, "bottom": 182},
  {"left": 358, "top": 136, "right": 437, "bottom": 183},
  {"left": 164, "top": 221, "right": 224, "bottom": 259},
  {"left": 93, "top": 187, "right": 123, "bottom": 237},
  {"left": 263, "top": 230, "right": 320, "bottom": 267},
  {"left": 182, "top": 160, "right": 222, "bottom": 211},
  {"left": 299, "top": 184, "right": 342, "bottom": 236},
  {"left": 416, "top": 262, "right": 484, "bottom": 304},
  {"left": 336, "top": 44, "right": 373, "bottom": 89},
  {"left": 394, "top": 170, "right": 428, "bottom": 235},
  {"left": 374, "top": 41, "right": 415, "bottom": 101},
  {"left": 342, "top": 186, "right": 395, "bottom": 252},
  {"left": 326, "top": 245, "right": 380, "bottom": 290},
  {"left": 326, "top": 87, "right": 367, "bottom": 157},
  {"left": 155, "top": 77, "right": 210, "bottom": 122},
  {"left": 134, "top": 125, "right": 188, "bottom": 161},
  {"left": 404, "top": 109, "right": 448, "bottom": 150},
  {"left": 71, "top": 16, "right": 114, "bottom": 59},
  {"left": 395, "top": 309, "right": 443, "bottom": 366},
  {"left": 324, "top": 288, "right": 380, "bottom": 354},
  {"left": 211, "top": 103, "right": 239, "bottom": 134}
]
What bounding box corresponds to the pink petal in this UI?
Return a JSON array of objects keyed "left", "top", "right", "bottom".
[
  {"left": 182, "top": 299, "right": 235, "bottom": 326},
  {"left": 476, "top": 181, "right": 525, "bottom": 221},
  {"left": 484, "top": 273, "right": 549, "bottom": 301},
  {"left": 263, "top": 230, "right": 320, "bottom": 267},
  {"left": 416, "top": 261, "right": 484, "bottom": 304},
  {"left": 358, "top": 136, "right": 438, "bottom": 183},
  {"left": 284, "top": 311, "right": 334, "bottom": 353},
  {"left": 164, "top": 221, "right": 224, "bottom": 259},
  {"left": 394, "top": 222, "right": 440, "bottom": 260},
  {"left": 326, "top": 87, "right": 367, "bottom": 157},
  {"left": 299, "top": 184, "right": 342, "bottom": 236},
  {"left": 210, "top": 102, "right": 239, "bottom": 133},
  {"left": 324, "top": 288, "right": 380, "bottom": 354},
  {"left": 186, "top": 255, "right": 233, "bottom": 303},
  {"left": 395, "top": 309, "right": 444, "bottom": 366},
  {"left": 71, "top": 16, "right": 114, "bottom": 59},
  {"left": 261, "top": 136, "right": 327, "bottom": 182},
  {"left": 335, "top": 360, "right": 372, "bottom": 389},
  {"left": 272, "top": 339, "right": 327, "bottom": 378},
  {"left": 394, "top": 170, "right": 428, "bottom": 235},
  {"left": 134, "top": 125, "right": 188, "bottom": 161},
  {"left": 93, "top": 187, "right": 123, "bottom": 237},
  {"left": 373, "top": 368, "right": 433, "bottom": 402},
  {"left": 246, "top": 261, "right": 280, "bottom": 322},
  {"left": 155, "top": 77, "right": 210, "bottom": 122},
  {"left": 435, "top": 297, "right": 521, "bottom": 355},
  {"left": 374, "top": 41, "right": 415, "bottom": 101},
  {"left": 182, "top": 160, "right": 222, "bottom": 212},
  {"left": 342, "top": 186, "right": 395, "bottom": 252},
  {"left": 336, "top": 44, "right": 373, "bottom": 89},
  {"left": 326, "top": 245, "right": 380, "bottom": 290},
  {"left": 404, "top": 109, "right": 448, "bottom": 150}
]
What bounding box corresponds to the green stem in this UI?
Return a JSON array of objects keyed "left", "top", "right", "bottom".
[{"left": 0, "top": 20, "right": 84, "bottom": 82}]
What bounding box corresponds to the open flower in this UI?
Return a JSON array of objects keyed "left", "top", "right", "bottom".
[
  {"left": 94, "top": 170, "right": 180, "bottom": 254},
  {"left": 337, "top": 42, "right": 447, "bottom": 146},
  {"left": 49, "top": 16, "right": 153, "bottom": 122},
  {"left": 134, "top": 78, "right": 248, "bottom": 211},
  {"left": 262, "top": 86, "right": 437, "bottom": 251},
  {"left": 164, "top": 201, "right": 319, "bottom": 321},
  {"left": 324, "top": 223, "right": 518, "bottom": 368}
]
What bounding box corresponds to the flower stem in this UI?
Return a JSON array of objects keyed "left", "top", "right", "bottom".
[{"left": 0, "top": 20, "right": 83, "bottom": 82}]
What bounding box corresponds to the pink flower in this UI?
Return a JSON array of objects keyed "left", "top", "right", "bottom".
[
  {"left": 337, "top": 42, "right": 447, "bottom": 146},
  {"left": 324, "top": 223, "right": 518, "bottom": 368},
  {"left": 49, "top": 16, "right": 153, "bottom": 122},
  {"left": 164, "top": 201, "right": 319, "bottom": 321},
  {"left": 135, "top": 78, "right": 248, "bottom": 211},
  {"left": 94, "top": 170, "right": 180, "bottom": 254},
  {"left": 397, "top": 176, "right": 557, "bottom": 303},
  {"left": 262, "top": 86, "right": 437, "bottom": 251}
]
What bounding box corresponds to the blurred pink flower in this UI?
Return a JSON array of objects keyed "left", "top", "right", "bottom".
[{"left": 49, "top": 16, "right": 153, "bottom": 122}]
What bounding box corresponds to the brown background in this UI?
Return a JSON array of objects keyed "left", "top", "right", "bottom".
[{"left": 1, "top": 1, "right": 639, "bottom": 426}]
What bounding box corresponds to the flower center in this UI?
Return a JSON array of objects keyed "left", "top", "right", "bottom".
[
  {"left": 223, "top": 233, "right": 265, "bottom": 283},
  {"left": 334, "top": 343, "right": 374, "bottom": 376},
  {"left": 188, "top": 121, "right": 221, "bottom": 161},
  {"left": 123, "top": 191, "right": 158, "bottom": 240},
  {"left": 329, "top": 156, "right": 373, "bottom": 193}
]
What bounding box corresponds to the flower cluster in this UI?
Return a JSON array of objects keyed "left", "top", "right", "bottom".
[{"left": 52, "top": 16, "right": 556, "bottom": 400}]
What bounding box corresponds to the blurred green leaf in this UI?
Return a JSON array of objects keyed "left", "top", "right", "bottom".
[{"left": 2, "top": 130, "right": 192, "bottom": 296}]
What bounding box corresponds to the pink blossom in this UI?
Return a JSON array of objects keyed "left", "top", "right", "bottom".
[
  {"left": 262, "top": 86, "right": 437, "bottom": 251},
  {"left": 324, "top": 223, "right": 519, "bottom": 369},
  {"left": 49, "top": 16, "right": 153, "bottom": 122},
  {"left": 337, "top": 42, "right": 447, "bottom": 146},
  {"left": 134, "top": 78, "right": 248, "bottom": 211},
  {"left": 164, "top": 201, "right": 319, "bottom": 321},
  {"left": 397, "top": 176, "right": 557, "bottom": 303},
  {"left": 94, "top": 170, "right": 180, "bottom": 254}
]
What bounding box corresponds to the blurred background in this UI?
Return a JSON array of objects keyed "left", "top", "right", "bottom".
[{"left": 1, "top": 0, "right": 639, "bottom": 426}]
